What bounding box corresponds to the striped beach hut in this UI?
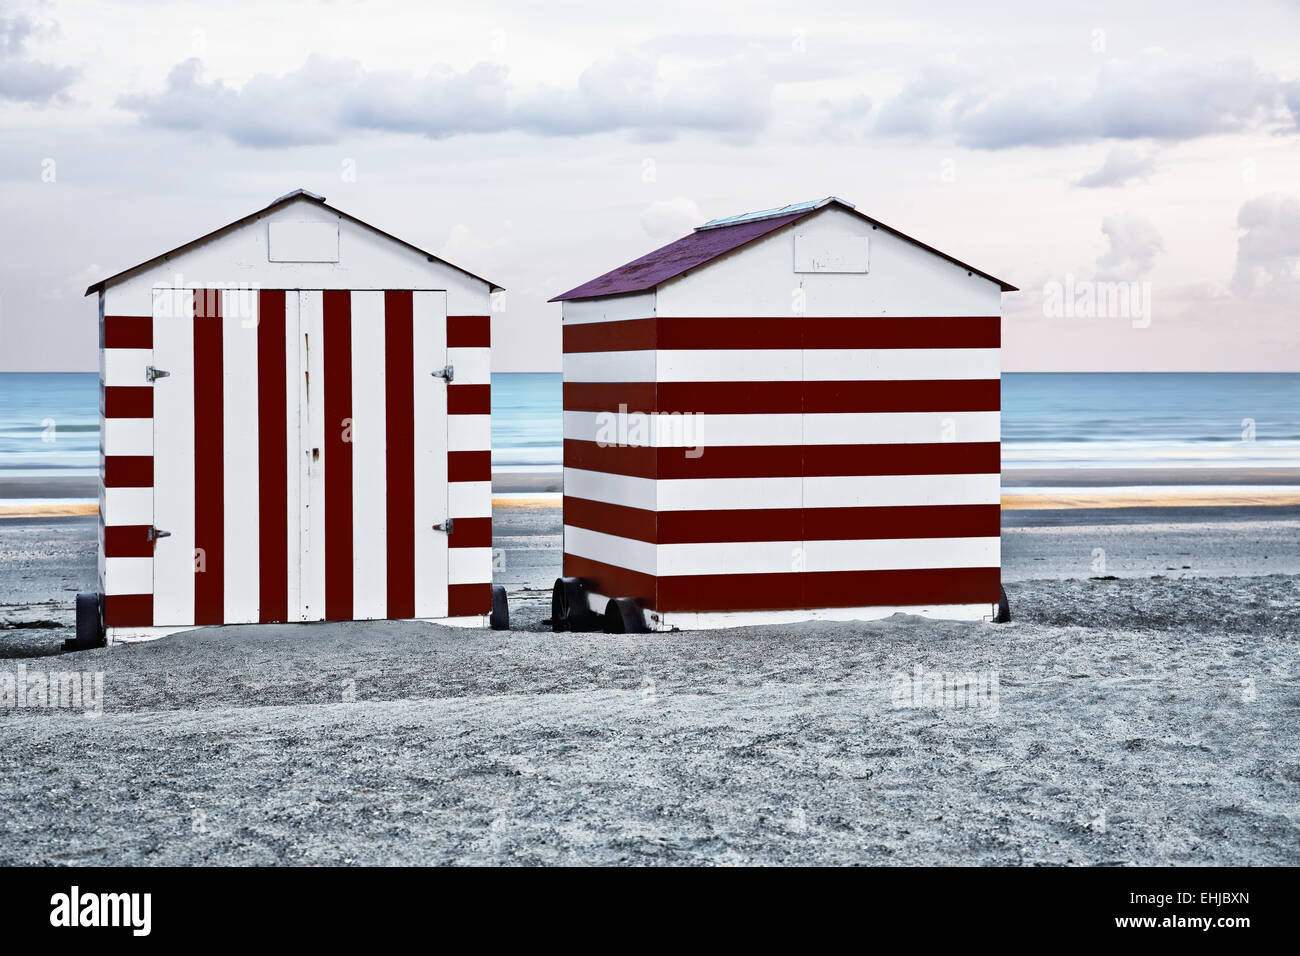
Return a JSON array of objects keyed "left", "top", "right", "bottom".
[
  {"left": 550, "top": 197, "right": 1017, "bottom": 632},
  {"left": 78, "top": 189, "right": 506, "bottom": 646}
]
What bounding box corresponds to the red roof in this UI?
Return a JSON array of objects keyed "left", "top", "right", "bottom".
[{"left": 550, "top": 198, "right": 1016, "bottom": 301}]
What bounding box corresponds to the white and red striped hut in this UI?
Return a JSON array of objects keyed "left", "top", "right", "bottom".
[
  {"left": 78, "top": 189, "right": 505, "bottom": 646},
  {"left": 549, "top": 197, "right": 1017, "bottom": 633}
]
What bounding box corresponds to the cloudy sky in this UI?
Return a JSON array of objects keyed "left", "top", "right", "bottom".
[{"left": 2, "top": 0, "right": 1298, "bottom": 371}]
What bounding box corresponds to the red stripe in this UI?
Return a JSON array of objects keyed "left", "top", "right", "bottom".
[
  {"left": 447, "top": 516, "right": 492, "bottom": 548},
  {"left": 103, "top": 315, "right": 152, "bottom": 349},
  {"left": 447, "top": 315, "right": 491, "bottom": 348},
  {"left": 563, "top": 380, "right": 999, "bottom": 414},
  {"left": 323, "top": 290, "right": 353, "bottom": 621},
  {"left": 385, "top": 291, "right": 415, "bottom": 619},
  {"left": 448, "top": 383, "right": 491, "bottom": 415},
  {"left": 103, "top": 386, "right": 153, "bottom": 418},
  {"left": 104, "top": 524, "right": 153, "bottom": 557},
  {"left": 657, "top": 567, "right": 1000, "bottom": 613},
  {"left": 192, "top": 289, "right": 225, "bottom": 626},
  {"left": 449, "top": 450, "right": 491, "bottom": 482},
  {"left": 104, "top": 593, "right": 152, "bottom": 627},
  {"left": 257, "top": 290, "right": 288, "bottom": 623},
  {"left": 448, "top": 582, "right": 493, "bottom": 616},
  {"left": 561, "top": 316, "right": 1001, "bottom": 352},
  {"left": 563, "top": 439, "right": 999, "bottom": 479},
  {"left": 564, "top": 499, "right": 1000, "bottom": 544},
  {"left": 563, "top": 553, "right": 658, "bottom": 610},
  {"left": 104, "top": 456, "right": 152, "bottom": 487}
]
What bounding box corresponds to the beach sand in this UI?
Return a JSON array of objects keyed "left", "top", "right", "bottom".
[{"left": 1, "top": 501, "right": 1297, "bottom": 865}]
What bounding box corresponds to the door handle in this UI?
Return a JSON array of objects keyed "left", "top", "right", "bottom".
[{"left": 432, "top": 519, "right": 454, "bottom": 534}]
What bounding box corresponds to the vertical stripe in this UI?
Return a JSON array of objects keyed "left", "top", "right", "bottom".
[
  {"left": 301, "top": 291, "right": 326, "bottom": 621},
  {"left": 323, "top": 289, "right": 353, "bottom": 620},
  {"left": 384, "top": 290, "right": 415, "bottom": 619},
  {"left": 350, "top": 291, "right": 388, "bottom": 619},
  {"left": 193, "top": 289, "right": 225, "bottom": 625},
  {"left": 258, "top": 289, "right": 289, "bottom": 623},
  {"left": 413, "top": 291, "right": 449, "bottom": 618},
  {"left": 149, "top": 289, "right": 193, "bottom": 626},
  {"left": 222, "top": 290, "right": 260, "bottom": 623}
]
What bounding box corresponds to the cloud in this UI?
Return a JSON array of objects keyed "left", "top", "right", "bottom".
[
  {"left": 869, "top": 55, "right": 1295, "bottom": 150},
  {"left": 119, "top": 52, "right": 779, "bottom": 147},
  {"left": 0, "top": 10, "right": 77, "bottom": 103},
  {"left": 1075, "top": 146, "right": 1156, "bottom": 188},
  {"left": 640, "top": 197, "right": 701, "bottom": 238},
  {"left": 1096, "top": 212, "right": 1163, "bottom": 278},
  {"left": 1230, "top": 193, "right": 1300, "bottom": 297}
]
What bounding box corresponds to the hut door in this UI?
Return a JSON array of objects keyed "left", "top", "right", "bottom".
[{"left": 150, "top": 288, "right": 450, "bottom": 628}]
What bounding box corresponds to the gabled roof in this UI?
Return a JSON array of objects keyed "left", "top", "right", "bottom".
[
  {"left": 85, "top": 188, "right": 503, "bottom": 296},
  {"left": 550, "top": 196, "right": 1016, "bottom": 301}
]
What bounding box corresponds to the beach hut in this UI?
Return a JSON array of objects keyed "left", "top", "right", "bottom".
[
  {"left": 549, "top": 197, "right": 1017, "bottom": 632},
  {"left": 77, "top": 189, "right": 506, "bottom": 646}
]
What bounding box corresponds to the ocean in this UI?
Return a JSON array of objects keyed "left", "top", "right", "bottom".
[{"left": 2, "top": 372, "right": 1297, "bottom": 487}]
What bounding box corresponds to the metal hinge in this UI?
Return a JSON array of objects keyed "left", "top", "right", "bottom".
[
  {"left": 432, "top": 365, "right": 454, "bottom": 383},
  {"left": 146, "top": 366, "right": 170, "bottom": 382},
  {"left": 432, "top": 519, "right": 455, "bottom": 535},
  {"left": 147, "top": 526, "right": 171, "bottom": 542}
]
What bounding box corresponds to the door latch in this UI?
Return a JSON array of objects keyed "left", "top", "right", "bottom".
[
  {"left": 432, "top": 365, "right": 454, "bottom": 383},
  {"left": 432, "top": 519, "right": 455, "bottom": 535},
  {"left": 146, "top": 366, "right": 170, "bottom": 382},
  {"left": 147, "top": 526, "right": 171, "bottom": 542}
]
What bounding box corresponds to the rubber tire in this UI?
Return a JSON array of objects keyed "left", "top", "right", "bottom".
[
  {"left": 603, "top": 597, "right": 648, "bottom": 634},
  {"left": 71, "top": 592, "right": 105, "bottom": 650},
  {"left": 994, "top": 585, "right": 1012, "bottom": 624},
  {"left": 489, "top": 585, "right": 509, "bottom": 630},
  {"left": 551, "top": 577, "right": 595, "bottom": 632}
]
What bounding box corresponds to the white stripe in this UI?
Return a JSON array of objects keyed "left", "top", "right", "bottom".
[
  {"left": 804, "top": 473, "right": 1001, "bottom": 507},
  {"left": 449, "top": 480, "right": 492, "bottom": 517},
  {"left": 655, "top": 603, "right": 993, "bottom": 630},
  {"left": 285, "top": 293, "right": 304, "bottom": 620},
  {"left": 221, "top": 291, "right": 260, "bottom": 624},
  {"left": 563, "top": 525, "right": 657, "bottom": 576},
  {"left": 447, "top": 346, "right": 490, "bottom": 385},
  {"left": 301, "top": 291, "right": 326, "bottom": 621},
  {"left": 563, "top": 467, "right": 657, "bottom": 511},
  {"left": 413, "top": 291, "right": 449, "bottom": 618},
  {"left": 350, "top": 291, "right": 388, "bottom": 620},
  {"left": 103, "top": 348, "right": 152, "bottom": 387},
  {"left": 104, "top": 487, "right": 152, "bottom": 526},
  {"left": 448, "top": 547, "right": 493, "bottom": 585},
  {"left": 104, "top": 557, "right": 153, "bottom": 595},
  {"left": 448, "top": 413, "right": 490, "bottom": 451},
  {"left": 150, "top": 289, "right": 194, "bottom": 625},
  {"left": 103, "top": 418, "right": 152, "bottom": 456},
  {"left": 561, "top": 411, "right": 999, "bottom": 446},
  {"left": 561, "top": 348, "right": 1000, "bottom": 383},
  {"left": 560, "top": 293, "right": 655, "bottom": 325},
  {"left": 656, "top": 477, "right": 803, "bottom": 511}
]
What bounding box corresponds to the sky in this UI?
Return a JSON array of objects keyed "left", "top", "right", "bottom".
[{"left": 1, "top": 0, "right": 1298, "bottom": 372}]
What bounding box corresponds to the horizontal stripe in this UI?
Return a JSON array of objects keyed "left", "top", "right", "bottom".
[
  {"left": 103, "top": 348, "right": 151, "bottom": 387},
  {"left": 104, "top": 455, "right": 153, "bottom": 487},
  {"left": 564, "top": 439, "right": 999, "bottom": 479},
  {"left": 104, "top": 386, "right": 154, "bottom": 418},
  {"left": 446, "top": 346, "right": 490, "bottom": 385},
  {"left": 104, "top": 524, "right": 154, "bottom": 557},
  {"left": 448, "top": 414, "right": 491, "bottom": 451},
  {"left": 562, "top": 410, "right": 999, "bottom": 446},
  {"left": 448, "top": 547, "right": 493, "bottom": 584},
  {"left": 563, "top": 380, "right": 1000, "bottom": 414},
  {"left": 563, "top": 498, "right": 999, "bottom": 544},
  {"left": 563, "top": 468, "right": 1001, "bottom": 511},
  {"left": 103, "top": 487, "right": 152, "bottom": 525},
  {"left": 447, "top": 315, "right": 491, "bottom": 348},
  {"left": 562, "top": 316, "right": 1000, "bottom": 352},
  {"left": 449, "top": 480, "right": 492, "bottom": 517},
  {"left": 104, "top": 315, "right": 152, "bottom": 349},
  {"left": 103, "top": 418, "right": 153, "bottom": 456},
  {"left": 103, "top": 593, "right": 152, "bottom": 627},
  {"left": 448, "top": 582, "right": 492, "bottom": 616},
  {"left": 448, "top": 383, "right": 491, "bottom": 415},
  {"left": 563, "top": 553, "right": 658, "bottom": 610},
  {"left": 563, "top": 348, "right": 1000, "bottom": 383},
  {"left": 564, "top": 526, "right": 998, "bottom": 577},
  {"left": 104, "top": 556, "right": 153, "bottom": 595},
  {"left": 448, "top": 516, "right": 492, "bottom": 548},
  {"left": 448, "top": 450, "right": 491, "bottom": 482},
  {"left": 656, "top": 567, "right": 1001, "bottom": 613}
]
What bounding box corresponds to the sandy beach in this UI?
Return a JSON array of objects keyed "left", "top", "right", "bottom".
[{"left": 2, "top": 493, "right": 1297, "bottom": 865}]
